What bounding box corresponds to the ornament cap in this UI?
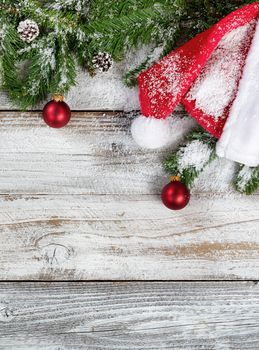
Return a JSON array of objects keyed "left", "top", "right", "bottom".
[
  {"left": 53, "top": 95, "right": 65, "bottom": 102},
  {"left": 170, "top": 176, "right": 181, "bottom": 182}
]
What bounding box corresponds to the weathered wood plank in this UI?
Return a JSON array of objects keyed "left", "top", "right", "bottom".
[
  {"left": 0, "top": 282, "right": 258, "bottom": 349},
  {"left": 0, "top": 111, "right": 243, "bottom": 195},
  {"left": 0, "top": 111, "right": 258, "bottom": 280},
  {"left": 0, "top": 194, "right": 258, "bottom": 280}
]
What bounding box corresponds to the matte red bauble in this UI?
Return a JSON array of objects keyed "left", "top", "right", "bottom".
[
  {"left": 161, "top": 178, "right": 190, "bottom": 210},
  {"left": 43, "top": 96, "right": 71, "bottom": 128}
]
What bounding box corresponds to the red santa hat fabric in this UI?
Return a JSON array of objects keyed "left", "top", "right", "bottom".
[{"left": 138, "top": 2, "right": 259, "bottom": 139}]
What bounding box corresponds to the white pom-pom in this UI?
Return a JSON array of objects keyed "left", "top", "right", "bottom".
[{"left": 131, "top": 115, "right": 171, "bottom": 149}]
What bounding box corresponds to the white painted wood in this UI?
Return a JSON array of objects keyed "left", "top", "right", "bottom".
[
  {"left": 0, "top": 282, "right": 259, "bottom": 349},
  {"left": 0, "top": 111, "right": 258, "bottom": 280},
  {"left": 0, "top": 194, "right": 258, "bottom": 280},
  {"left": 1, "top": 49, "right": 258, "bottom": 348},
  {"left": 0, "top": 111, "right": 244, "bottom": 195}
]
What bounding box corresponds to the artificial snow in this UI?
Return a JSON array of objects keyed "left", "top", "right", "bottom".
[
  {"left": 235, "top": 166, "right": 255, "bottom": 191},
  {"left": 48, "top": 0, "right": 89, "bottom": 14},
  {"left": 186, "top": 21, "right": 256, "bottom": 119},
  {"left": 65, "top": 46, "right": 159, "bottom": 111},
  {"left": 177, "top": 140, "right": 212, "bottom": 172},
  {"left": 0, "top": 32, "right": 256, "bottom": 194}
]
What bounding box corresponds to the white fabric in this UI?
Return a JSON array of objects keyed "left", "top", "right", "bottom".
[
  {"left": 131, "top": 115, "right": 171, "bottom": 149},
  {"left": 216, "top": 20, "right": 259, "bottom": 167}
]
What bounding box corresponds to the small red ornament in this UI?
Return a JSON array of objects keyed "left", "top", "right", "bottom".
[
  {"left": 43, "top": 95, "right": 71, "bottom": 128},
  {"left": 161, "top": 176, "right": 190, "bottom": 210}
]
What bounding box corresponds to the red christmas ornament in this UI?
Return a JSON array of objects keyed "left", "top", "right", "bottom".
[
  {"left": 161, "top": 177, "right": 190, "bottom": 210},
  {"left": 43, "top": 95, "right": 71, "bottom": 128}
]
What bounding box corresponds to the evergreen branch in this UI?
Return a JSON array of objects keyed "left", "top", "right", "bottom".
[
  {"left": 1, "top": 0, "right": 82, "bottom": 34},
  {"left": 124, "top": 57, "right": 151, "bottom": 87},
  {"left": 50, "top": 36, "right": 77, "bottom": 95},
  {"left": 234, "top": 165, "right": 259, "bottom": 195},
  {"left": 164, "top": 128, "right": 217, "bottom": 188},
  {"left": 85, "top": 2, "right": 185, "bottom": 60},
  {"left": 89, "top": 0, "right": 175, "bottom": 21},
  {"left": 46, "top": 0, "right": 90, "bottom": 16},
  {"left": 0, "top": 0, "right": 257, "bottom": 108}
]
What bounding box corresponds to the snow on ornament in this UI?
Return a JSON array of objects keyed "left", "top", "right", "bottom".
[{"left": 17, "top": 19, "right": 39, "bottom": 43}]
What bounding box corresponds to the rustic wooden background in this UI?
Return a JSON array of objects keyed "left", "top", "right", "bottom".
[{"left": 0, "top": 62, "right": 258, "bottom": 349}]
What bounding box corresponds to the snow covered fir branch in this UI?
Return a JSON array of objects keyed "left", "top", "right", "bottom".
[
  {"left": 164, "top": 128, "right": 217, "bottom": 189},
  {"left": 164, "top": 128, "right": 259, "bottom": 195},
  {"left": 234, "top": 165, "right": 259, "bottom": 195},
  {"left": 0, "top": 0, "right": 255, "bottom": 108}
]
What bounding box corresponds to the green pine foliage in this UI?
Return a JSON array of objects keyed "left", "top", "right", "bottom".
[
  {"left": 87, "top": 0, "right": 186, "bottom": 60},
  {"left": 164, "top": 128, "right": 217, "bottom": 188},
  {"left": 234, "top": 165, "right": 259, "bottom": 195},
  {"left": 123, "top": 0, "right": 256, "bottom": 87},
  {"left": 164, "top": 128, "right": 259, "bottom": 194},
  {"left": 0, "top": 0, "right": 255, "bottom": 108},
  {"left": 1, "top": 0, "right": 86, "bottom": 108}
]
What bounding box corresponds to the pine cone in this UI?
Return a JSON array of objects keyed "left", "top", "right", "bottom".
[
  {"left": 92, "top": 52, "right": 113, "bottom": 72},
  {"left": 17, "top": 19, "right": 39, "bottom": 43}
]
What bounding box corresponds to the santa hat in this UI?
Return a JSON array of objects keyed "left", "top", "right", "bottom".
[{"left": 131, "top": 2, "right": 259, "bottom": 167}]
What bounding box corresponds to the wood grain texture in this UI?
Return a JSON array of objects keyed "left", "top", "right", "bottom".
[
  {"left": 0, "top": 111, "right": 192, "bottom": 195},
  {"left": 0, "top": 282, "right": 258, "bottom": 349},
  {"left": 1, "top": 55, "right": 258, "bottom": 348},
  {"left": 0, "top": 111, "right": 244, "bottom": 195},
  {"left": 0, "top": 111, "right": 258, "bottom": 280},
  {"left": 0, "top": 193, "right": 258, "bottom": 280}
]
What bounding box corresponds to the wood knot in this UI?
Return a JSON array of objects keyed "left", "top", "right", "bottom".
[
  {"left": 41, "top": 243, "right": 73, "bottom": 267},
  {"left": 0, "top": 304, "right": 15, "bottom": 322}
]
